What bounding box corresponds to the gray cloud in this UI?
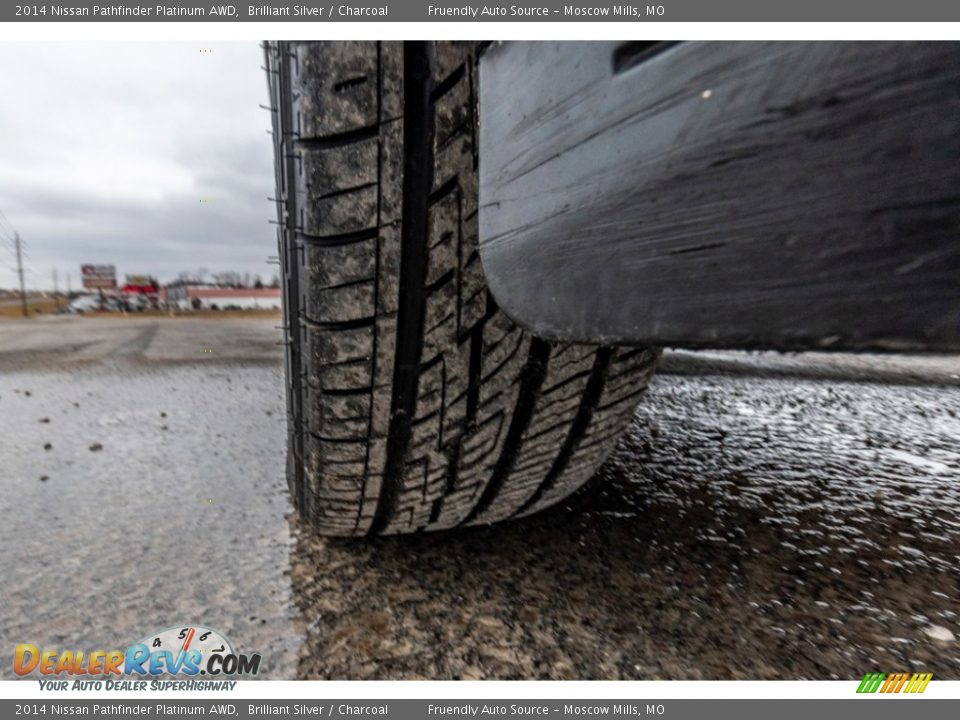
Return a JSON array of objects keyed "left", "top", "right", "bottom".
[{"left": 0, "top": 42, "right": 277, "bottom": 289}]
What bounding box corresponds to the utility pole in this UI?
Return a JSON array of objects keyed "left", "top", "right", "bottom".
[
  {"left": 53, "top": 267, "right": 60, "bottom": 309},
  {"left": 15, "top": 233, "right": 26, "bottom": 317}
]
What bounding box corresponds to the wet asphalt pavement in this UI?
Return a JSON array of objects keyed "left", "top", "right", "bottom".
[
  {"left": 0, "top": 316, "right": 298, "bottom": 679},
  {"left": 1, "top": 316, "right": 958, "bottom": 680}
]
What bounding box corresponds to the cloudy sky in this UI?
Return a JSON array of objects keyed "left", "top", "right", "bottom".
[{"left": 0, "top": 42, "right": 276, "bottom": 290}]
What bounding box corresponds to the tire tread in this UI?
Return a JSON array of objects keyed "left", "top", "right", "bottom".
[{"left": 266, "top": 41, "right": 659, "bottom": 536}]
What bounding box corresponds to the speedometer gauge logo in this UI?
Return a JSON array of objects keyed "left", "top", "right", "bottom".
[{"left": 136, "top": 626, "right": 234, "bottom": 661}]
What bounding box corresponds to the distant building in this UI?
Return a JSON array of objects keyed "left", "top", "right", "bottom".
[{"left": 164, "top": 285, "right": 282, "bottom": 311}]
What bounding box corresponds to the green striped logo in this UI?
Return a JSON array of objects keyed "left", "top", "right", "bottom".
[{"left": 857, "top": 673, "right": 886, "bottom": 693}]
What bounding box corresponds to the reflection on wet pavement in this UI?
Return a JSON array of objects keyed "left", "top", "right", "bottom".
[
  {"left": 292, "top": 351, "right": 960, "bottom": 680},
  {"left": 0, "top": 322, "right": 297, "bottom": 679}
]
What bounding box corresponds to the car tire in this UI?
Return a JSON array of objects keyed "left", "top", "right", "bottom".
[{"left": 265, "top": 40, "right": 659, "bottom": 536}]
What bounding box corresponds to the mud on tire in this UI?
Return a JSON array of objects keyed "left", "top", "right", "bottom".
[{"left": 264, "top": 41, "right": 659, "bottom": 536}]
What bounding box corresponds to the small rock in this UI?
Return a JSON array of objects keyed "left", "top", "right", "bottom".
[
  {"left": 161, "top": 425, "right": 168, "bottom": 431},
  {"left": 39, "top": 417, "right": 50, "bottom": 423},
  {"left": 925, "top": 625, "right": 956, "bottom": 642},
  {"left": 43, "top": 442, "right": 52, "bottom": 451},
  {"left": 73, "top": 402, "right": 79, "bottom": 408},
  {"left": 24, "top": 390, "right": 31, "bottom": 397},
  {"left": 460, "top": 666, "right": 484, "bottom": 680},
  {"left": 40, "top": 475, "right": 49, "bottom": 482},
  {"left": 160, "top": 411, "right": 167, "bottom": 418},
  {"left": 89, "top": 442, "right": 103, "bottom": 452}
]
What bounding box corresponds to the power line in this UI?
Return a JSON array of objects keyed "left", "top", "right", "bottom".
[
  {"left": 0, "top": 206, "right": 18, "bottom": 247},
  {"left": 0, "top": 207, "right": 17, "bottom": 241},
  {"left": 0, "top": 210, "right": 19, "bottom": 291},
  {"left": 0, "top": 210, "right": 42, "bottom": 296}
]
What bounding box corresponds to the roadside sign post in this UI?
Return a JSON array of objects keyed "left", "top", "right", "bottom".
[
  {"left": 80, "top": 264, "right": 117, "bottom": 290},
  {"left": 81, "top": 265, "right": 117, "bottom": 312}
]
